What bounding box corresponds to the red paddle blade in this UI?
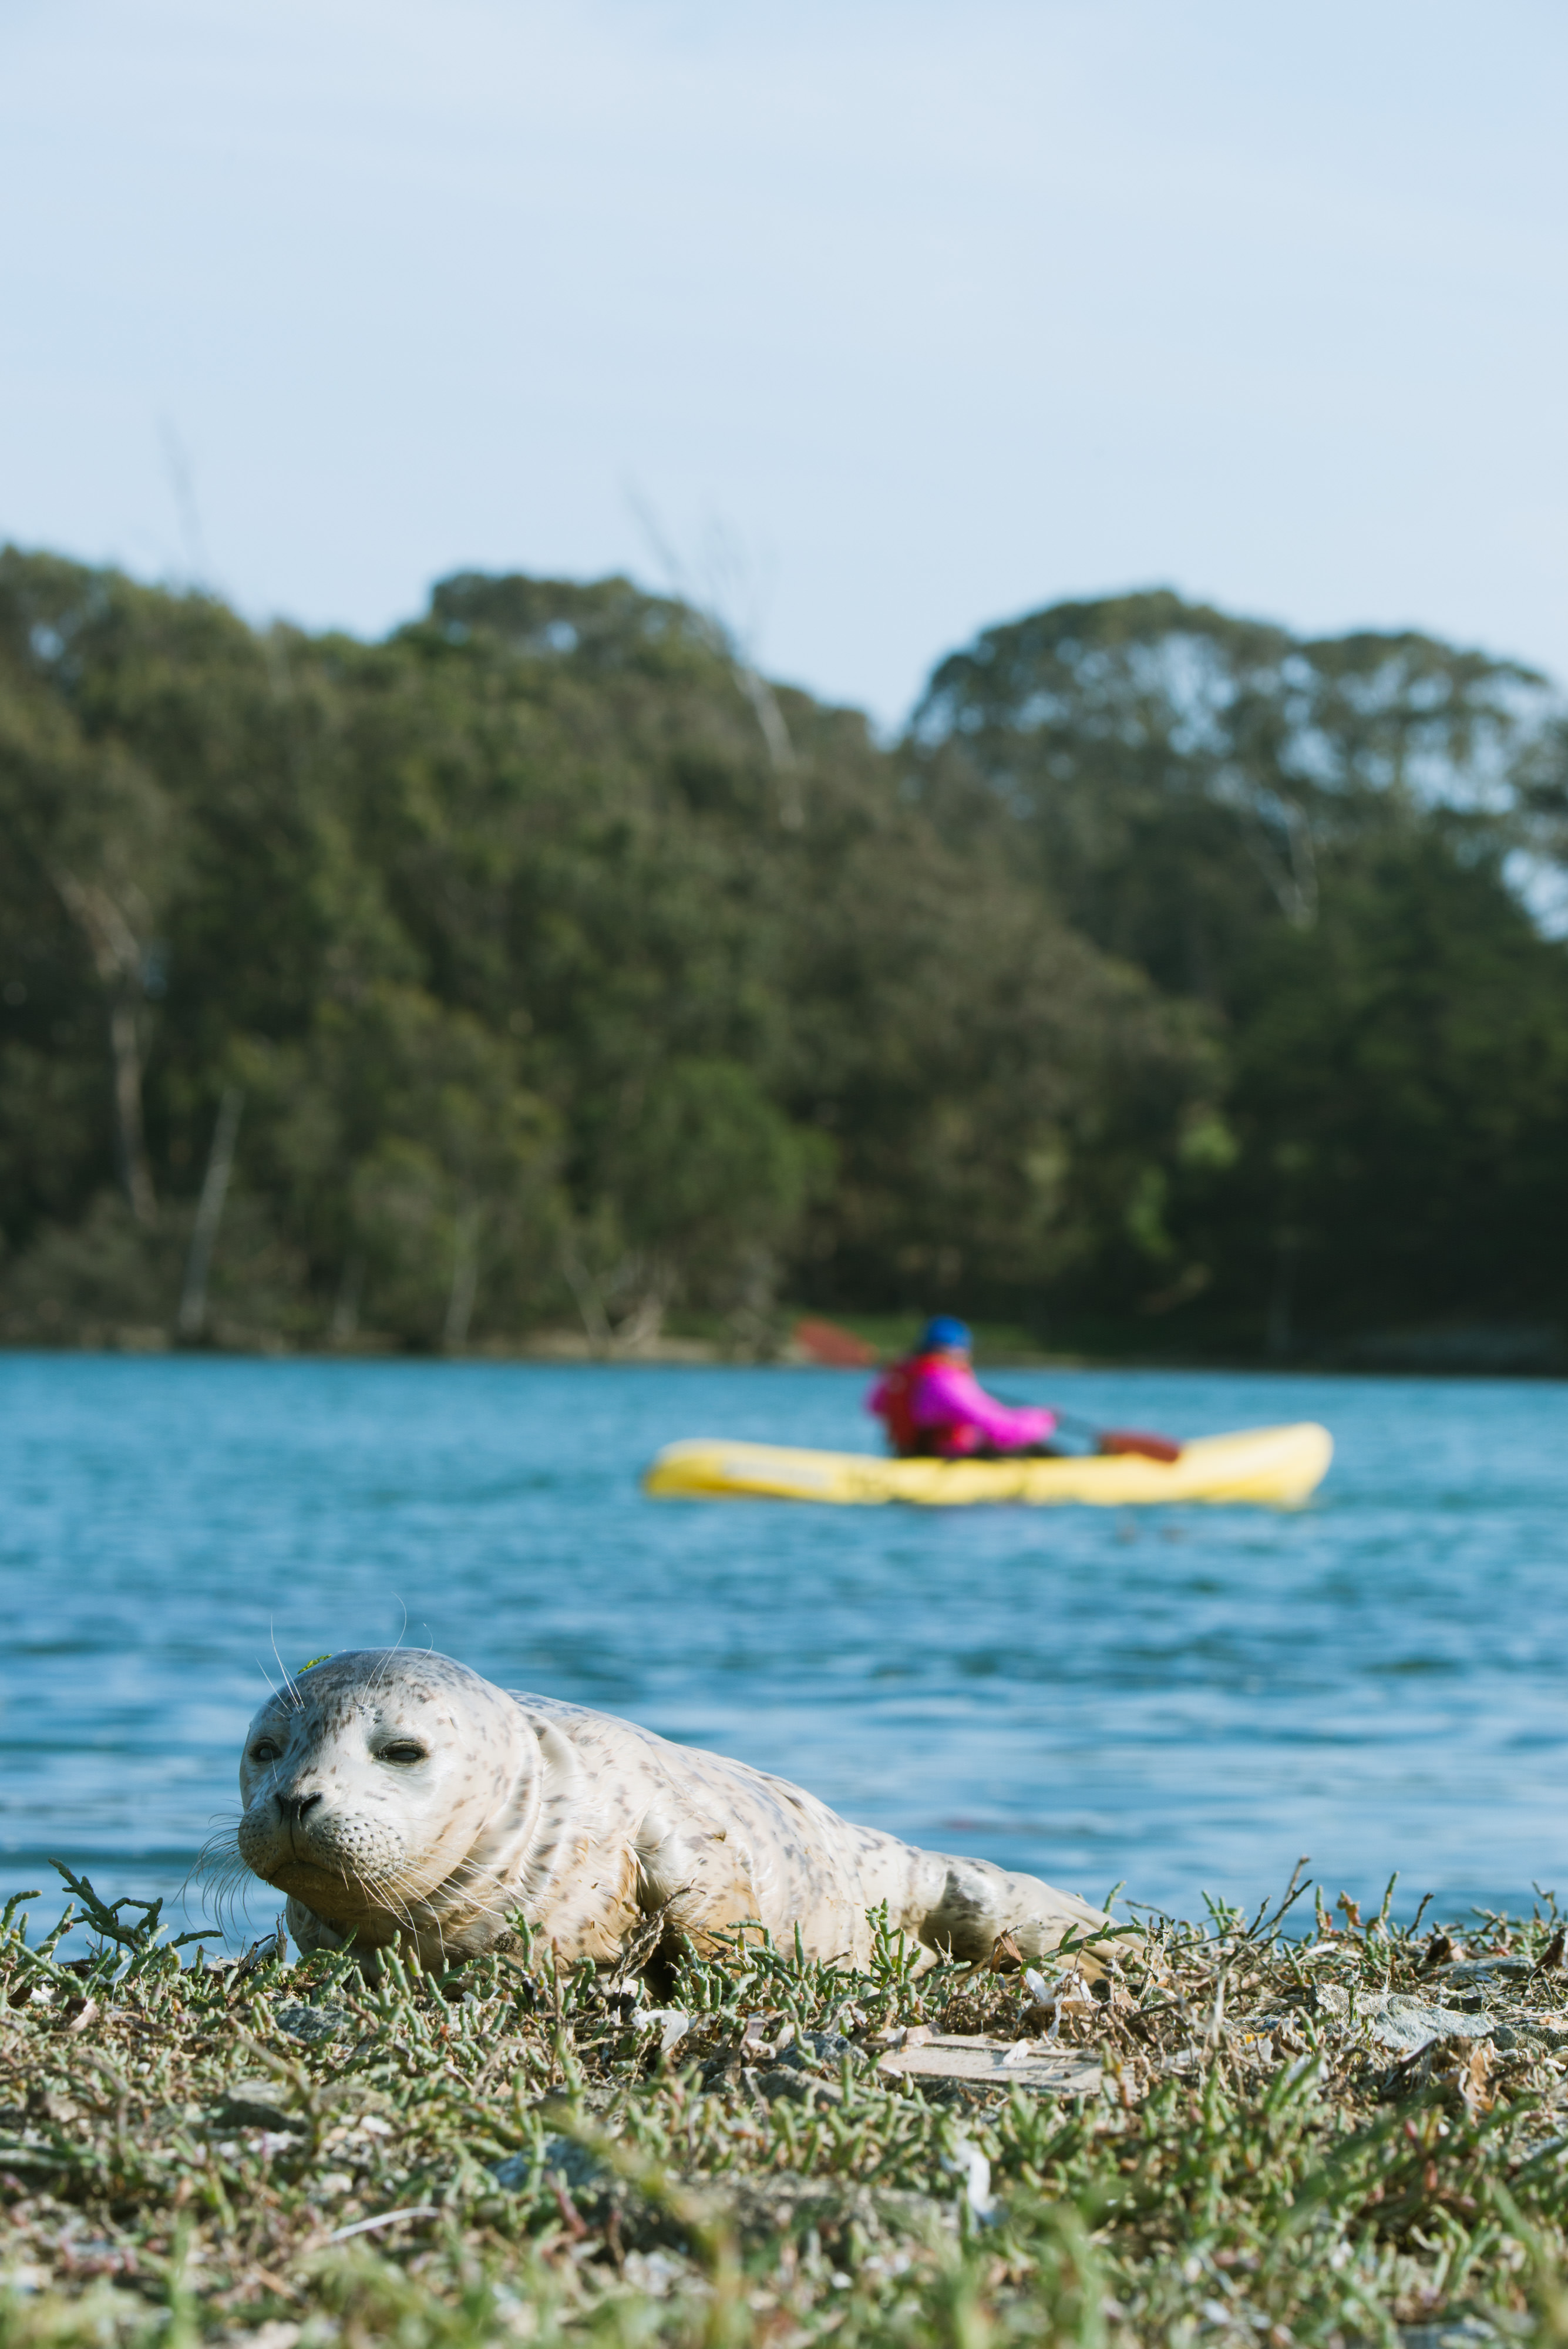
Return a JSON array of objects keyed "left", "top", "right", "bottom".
[
  {"left": 793, "top": 1315, "right": 878, "bottom": 1368},
  {"left": 1098, "top": 1429, "right": 1183, "bottom": 1462}
]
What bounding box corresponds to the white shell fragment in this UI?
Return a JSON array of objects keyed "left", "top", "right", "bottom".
[
  {"left": 877, "top": 2031, "right": 1101, "bottom": 2095},
  {"left": 637, "top": 2007, "right": 694, "bottom": 2055}
]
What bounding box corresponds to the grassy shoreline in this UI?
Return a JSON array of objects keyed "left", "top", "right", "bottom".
[{"left": 5, "top": 1876, "right": 1568, "bottom": 2347}]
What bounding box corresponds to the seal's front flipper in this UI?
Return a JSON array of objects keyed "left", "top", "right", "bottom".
[{"left": 914, "top": 1854, "right": 1122, "bottom": 1979}]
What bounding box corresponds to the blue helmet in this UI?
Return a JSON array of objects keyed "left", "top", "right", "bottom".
[{"left": 920, "top": 1315, "right": 972, "bottom": 1354}]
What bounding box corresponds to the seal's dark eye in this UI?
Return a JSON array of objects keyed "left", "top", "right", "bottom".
[
  {"left": 250, "top": 1739, "right": 281, "bottom": 1765},
  {"left": 381, "top": 1740, "right": 426, "bottom": 1765}
]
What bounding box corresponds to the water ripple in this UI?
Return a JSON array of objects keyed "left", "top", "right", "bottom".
[{"left": 1, "top": 1355, "right": 1563, "bottom": 1933}]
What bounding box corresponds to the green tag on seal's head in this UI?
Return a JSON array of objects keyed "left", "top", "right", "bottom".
[{"left": 298, "top": 1654, "right": 332, "bottom": 1672}]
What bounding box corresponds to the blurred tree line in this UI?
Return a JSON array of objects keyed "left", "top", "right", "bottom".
[{"left": 1, "top": 550, "right": 1564, "bottom": 1361}]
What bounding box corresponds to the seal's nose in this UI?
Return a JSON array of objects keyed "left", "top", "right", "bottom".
[{"left": 276, "top": 1790, "right": 323, "bottom": 1827}]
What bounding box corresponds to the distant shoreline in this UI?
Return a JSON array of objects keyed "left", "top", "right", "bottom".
[{"left": 4, "top": 1330, "right": 1566, "bottom": 1379}]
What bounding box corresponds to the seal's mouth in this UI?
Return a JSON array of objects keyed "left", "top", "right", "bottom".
[
  {"left": 253, "top": 1850, "right": 355, "bottom": 1900},
  {"left": 259, "top": 1850, "right": 338, "bottom": 1889},
  {"left": 238, "top": 1820, "right": 390, "bottom": 1901},
  {"left": 256, "top": 1849, "right": 415, "bottom": 1929}
]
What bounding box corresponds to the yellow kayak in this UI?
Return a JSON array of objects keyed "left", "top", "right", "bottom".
[{"left": 644, "top": 1422, "right": 1333, "bottom": 1509}]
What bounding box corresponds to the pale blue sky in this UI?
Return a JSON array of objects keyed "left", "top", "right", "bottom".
[{"left": 4, "top": 0, "right": 1566, "bottom": 723}]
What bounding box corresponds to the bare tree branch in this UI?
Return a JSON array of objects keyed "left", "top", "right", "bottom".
[
  {"left": 179, "top": 1088, "right": 244, "bottom": 1339},
  {"left": 52, "top": 867, "right": 159, "bottom": 1226},
  {"left": 626, "top": 487, "right": 804, "bottom": 828}
]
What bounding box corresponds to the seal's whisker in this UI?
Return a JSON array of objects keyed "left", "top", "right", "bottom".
[
  {"left": 189, "top": 1820, "right": 244, "bottom": 1882},
  {"left": 207, "top": 1867, "right": 259, "bottom": 1941},
  {"left": 358, "top": 1869, "right": 426, "bottom": 1950},
  {"left": 375, "top": 1860, "right": 434, "bottom": 1936},
  {"left": 362, "top": 1877, "right": 413, "bottom": 1929},
  {"left": 191, "top": 1813, "right": 243, "bottom": 1851},
  {"left": 185, "top": 1825, "right": 258, "bottom": 1940},
  {"left": 449, "top": 1856, "right": 530, "bottom": 1921},
  {"left": 362, "top": 1859, "right": 459, "bottom": 1968},
  {"left": 408, "top": 1903, "right": 450, "bottom": 1970},
  {"left": 369, "top": 1610, "right": 409, "bottom": 1697},
  {"left": 352, "top": 1858, "right": 415, "bottom": 1916},
  {"left": 253, "top": 1654, "right": 285, "bottom": 1707},
  {"left": 269, "top": 1620, "right": 303, "bottom": 1712}
]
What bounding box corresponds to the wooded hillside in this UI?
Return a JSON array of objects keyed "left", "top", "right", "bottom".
[{"left": 4, "top": 550, "right": 1564, "bottom": 1364}]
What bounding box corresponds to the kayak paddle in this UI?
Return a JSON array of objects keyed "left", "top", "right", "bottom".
[
  {"left": 996, "top": 1397, "right": 1183, "bottom": 1462},
  {"left": 1079, "top": 1421, "right": 1182, "bottom": 1462},
  {"left": 1052, "top": 1411, "right": 1182, "bottom": 1461}
]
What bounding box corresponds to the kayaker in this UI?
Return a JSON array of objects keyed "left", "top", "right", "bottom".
[{"left": 869, "top": 1317, "right": 1061, "bottom": 1459}]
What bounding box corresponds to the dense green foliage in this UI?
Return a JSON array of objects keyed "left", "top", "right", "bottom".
[
  {"left": 914, "top": 594, "right": 1568, "bottom": 1359},
  {"left": 2, "top": 550, "right": 1565, "bottom": 1358}
]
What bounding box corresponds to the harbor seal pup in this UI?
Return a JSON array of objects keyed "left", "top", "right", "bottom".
[{"left": 235, "top": 1649, "right": 1117, "bottom": 1976}]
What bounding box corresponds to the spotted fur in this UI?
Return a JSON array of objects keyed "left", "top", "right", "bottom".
[{"left": 235, "top": 1650, "right": 1115, "bottom": 1974}]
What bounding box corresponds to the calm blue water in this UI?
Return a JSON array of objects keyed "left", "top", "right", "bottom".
[{"left": 1, "top": 1356, "right": 1563, "bottom": 1944}]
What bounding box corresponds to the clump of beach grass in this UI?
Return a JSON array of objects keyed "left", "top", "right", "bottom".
[{"left": 5, "top": 1865, "right": 1568, "bottom": 2345}]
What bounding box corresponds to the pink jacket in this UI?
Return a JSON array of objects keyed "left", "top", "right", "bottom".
[{"left": 869, "top": 1358, "right": 1057, "bottom": 1457}]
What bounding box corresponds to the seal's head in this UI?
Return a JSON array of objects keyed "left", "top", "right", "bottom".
[{"left": 235, "top": 1650, "right": 535, "bottom": 1945}]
